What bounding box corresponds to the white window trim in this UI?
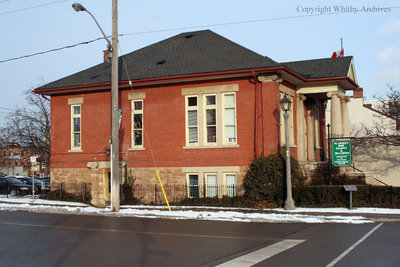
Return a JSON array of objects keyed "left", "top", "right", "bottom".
[
  {"left": 223, "top": 172, "right": 237, "bottom": 197},
  {"left": 205, "top": 172, "right": 218, "bottom": 197},
  {"left": 183, "top": 84, "right": 239, "bottom": 149},
  {"left": 185, "top": 96, "right": 199, "bottom": 146},
  {"left": 222, "top": 93, "right": 237, "bottom": 145},
  {"left": 69, "top": 104, "right": 82, "bottom": 152},
  {"left": 129, "top": 92, "right": 146, "bottom": 151},
  {"left": 131, "top": 99, "right": 144, "bottom": 150},
  {"left": 204, "top": 94, "right": 218, "bottom": 146},
  {"left": 186, "top": 172, "right": 200, "bottom": 198},
  {"left": 183, "top": 166, "right": 239, "bottom": 198}
]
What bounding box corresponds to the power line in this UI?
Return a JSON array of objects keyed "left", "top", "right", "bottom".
[
  {"left": 0, "top": 0, "right": 69, "bottom": 16},
  {"left": 1, "top": 8, "right": 400, "bottom": 64},
  {"left": 119, "top": 6, "right": 400, "bottom": 37},
  {"left": 0, "top": 37, "right": 104, "bottom": 63}
]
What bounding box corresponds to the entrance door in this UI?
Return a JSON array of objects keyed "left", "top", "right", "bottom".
[{"left": 104, "top": 169, "right": 111, "bottom": 202}]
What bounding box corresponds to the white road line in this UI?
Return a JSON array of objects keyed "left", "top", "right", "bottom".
[
  {"left": 215, "top": 239, "right": 306, "bottom": 267},
  {"left": 326, "top": 223, "right": 384, "bottom": 267}
]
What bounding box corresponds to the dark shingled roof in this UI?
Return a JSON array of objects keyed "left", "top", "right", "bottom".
[
  {"left": 36, "top": 30, "right": 355, "bottom": 92},
  {"left": 37, "top": 30, "right": 278, "bottom": 90},
  {"left": 281, "top": 56, "right": 353, "bottom": 79}
]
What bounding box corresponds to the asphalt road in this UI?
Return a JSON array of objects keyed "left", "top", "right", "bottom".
[{"left": 0, "top": 211, "right": 399, "bottom": 267}]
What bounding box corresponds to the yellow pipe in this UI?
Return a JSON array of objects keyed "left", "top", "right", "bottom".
[{"left": 156, "top": 169, "right": 171, "bottom": 211}]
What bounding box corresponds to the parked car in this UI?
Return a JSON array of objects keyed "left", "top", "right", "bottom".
[
  {"left": 16, "top": 176, "right": 49, "bottom": 193},
  {"left": 0, "top": 177, "right": 35, "bottom": 196}
]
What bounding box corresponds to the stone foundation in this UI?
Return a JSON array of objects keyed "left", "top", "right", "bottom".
[
  {"left": 51, "top": 167, "right": 105, "bottom": 206},
  {"left": 50, "top": 164, "right": 249, "bottom": 206}
]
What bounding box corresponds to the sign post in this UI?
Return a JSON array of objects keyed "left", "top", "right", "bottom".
[
  {"left": 332, "top": 140, "right": 352, "bottom": 167},
  {"left": 30, "top": 156, "right": 37, "bottom": 200},
  {"left": 344, "top": 185, "right": 357, "bottom": 210}
]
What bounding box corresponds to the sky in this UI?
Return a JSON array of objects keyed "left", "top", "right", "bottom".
[{"left": 1, "top": 0, "right": 399, "bottom": 122}]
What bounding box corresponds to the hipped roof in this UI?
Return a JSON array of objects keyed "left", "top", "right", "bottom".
[{"left": 36, "top": 30, "right": 357, "bottom": 92}]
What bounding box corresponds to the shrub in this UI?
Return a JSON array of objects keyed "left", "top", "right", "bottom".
[
  {"left": 243, "top": 153, "right": 306, "bottom": 206},
  {"left": 121, "top": 172, "right": 141, "bottom": 205},
  {"left": 42, "top": 189, "right": 91, "bottom": 204}
]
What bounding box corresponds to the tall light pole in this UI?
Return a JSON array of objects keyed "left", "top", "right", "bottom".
[
  {"left": 280, "top": 94, "right": 295, "bottom": 210},
  {"left": 72, "top": 2, "right": 120, "bottom": 211}
]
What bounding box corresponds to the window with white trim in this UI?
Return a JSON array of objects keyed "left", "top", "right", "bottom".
[
  {"left": 205, "top": 95, "right": 217, "bottom": 144},
  {"left": 132, "top": 100, "right": 143, "bottom": 147},
  {"left": 186, "top": 96, "right": 198, "bottom": 144},
  {"left": 223, "top": 93, "right": 237, "bottom": 144},
  {"left": 71, "top": 105, "right": 81, "bottom": 150},
  {"left": 187, "top": 173, "right": 199, "bottom": 198},
  {"left": 224, "top": 173, "right": 237, "bottom": 197},
  {"left": 184, "top": 167, "right": 239, "bottom": 198},
  {"left": 183, "top": 86, "right": 238, "bottom": 148},
  {"left": 205, "top": 173, "right": 218, "bottom": 197}
]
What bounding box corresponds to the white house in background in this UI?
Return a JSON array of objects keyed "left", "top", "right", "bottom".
[
  {"left": 326, "top": 88, "right": 400, "bottom": 187},
  {"left": 326, "top": 88, "right": 398, "bottom": 136}
]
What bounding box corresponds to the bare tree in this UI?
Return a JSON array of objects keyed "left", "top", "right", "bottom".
[
  {"left": 361, "top": 84, "right": 400, "bottom": 145},
  {"left": 2, "top": 89, "right": 50, "bottom": 173}
]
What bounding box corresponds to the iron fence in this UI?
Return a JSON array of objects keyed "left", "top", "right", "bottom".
[{"left": 132, "top": 184, "right": 244, "bottom": 205}]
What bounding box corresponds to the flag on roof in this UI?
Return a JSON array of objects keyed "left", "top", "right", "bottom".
[{"left": 331, "top": 38, "right": 344, "bottom": 58}]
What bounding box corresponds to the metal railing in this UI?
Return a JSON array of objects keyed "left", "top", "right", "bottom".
[{"left": 133, "top": 184, "right": 244, "bottom": 204}]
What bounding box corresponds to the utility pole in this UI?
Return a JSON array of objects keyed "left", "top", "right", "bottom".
[
  {"left": 110, "top": 0, "right": 120, "bottom": 211},
  {"left": 72, "top": 2, "right": 120, "bottom": 210}
]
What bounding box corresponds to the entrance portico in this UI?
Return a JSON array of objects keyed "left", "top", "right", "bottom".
[{"left": 296, "top": 85, "right": 351, "bottom": 163}]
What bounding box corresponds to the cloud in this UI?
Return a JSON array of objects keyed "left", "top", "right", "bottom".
[
  {"left": 378, "top": 19, "right": 400, "bottom": 35},
  {"left": 375, "top": 68, "right": 400, "bottom": 80},
  {"left": 375, "top": 46, "right": 400, "bottom": 64}
]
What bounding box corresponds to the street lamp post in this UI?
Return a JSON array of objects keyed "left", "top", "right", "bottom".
[
  {"left": 72, "top": 2, "right": 120, "bottom": 211},
  {"left": 280, "top": 94, "right": 295, "bottom": 210}
]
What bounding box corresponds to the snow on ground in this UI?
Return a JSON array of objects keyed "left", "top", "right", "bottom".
[{"left": 1, "top": 195, "right": 400, "bottom": 224}]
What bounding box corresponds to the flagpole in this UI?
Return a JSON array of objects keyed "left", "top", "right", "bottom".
[{"left": 341, "top": 37, "right": 343, "bottom": 51}]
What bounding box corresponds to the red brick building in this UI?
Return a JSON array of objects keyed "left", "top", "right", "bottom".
[
  {"left": 35, "top": 30, "right": 359, "bottom": 206},
  {"left": 0, "top": 146, "right": 34, "bottom": 176}
]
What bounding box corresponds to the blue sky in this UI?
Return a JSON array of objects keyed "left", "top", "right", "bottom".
[{"left": 0, "top": 0, "right": 399, "bottom": 120}]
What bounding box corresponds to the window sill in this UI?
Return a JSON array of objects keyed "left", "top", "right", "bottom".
[
  {"left": 183, "top": 144, "right": 239, "bottom": 150},
  {"left": 68, "top": 149, "right": 83, "bottom": 153},
  {"left": 129, "top": 147, "right": 145, "bottom": 151}
]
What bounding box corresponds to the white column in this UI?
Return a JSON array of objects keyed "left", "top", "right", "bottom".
[
  {"left": 341, "top": 96, "right": 350, "bottom": 137},
  {"left": 328, "top": 92, "right": 343, "bottom": 137},
  {"left": 296, "top": 94, "right": 307, "bottom": 162},
  {"left": 307, "top": 108, "right": 315, "bottom": 161}
]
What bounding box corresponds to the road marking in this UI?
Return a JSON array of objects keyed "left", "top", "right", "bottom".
[
  {"left": 215, "top": 239, "right": 306, "bottom": 267},
  {"left": 0, "top": 221, "right": 282, "bottom": 241},
  {"left": 326, "top": 223, "right": 384, "bottom": 267}
]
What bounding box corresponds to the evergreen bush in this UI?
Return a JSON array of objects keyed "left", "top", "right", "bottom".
[{"left": 243, "top": 153, "right": 306, "bottom": 206}]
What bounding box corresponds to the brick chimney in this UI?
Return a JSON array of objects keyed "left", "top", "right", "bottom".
[{"left": 353, "top": 88, "right": 363, "bottom": 98}]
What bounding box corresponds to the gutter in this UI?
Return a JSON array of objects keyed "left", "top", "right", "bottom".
[
  {"left": 33, "top": 66, "right": 360, "bottom": 95},
  {"left": 251, "top": 71, "right": 260, "bottom": 159}
]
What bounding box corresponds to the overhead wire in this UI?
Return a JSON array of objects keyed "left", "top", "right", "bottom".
[
  {"left": 0, "top": 0, "right": 70, "bottom": 16},
  {"left": 1, "top": 7, "right": 400, "bottom": 64},
  {"left": 0, "top": 37, "right": 104, "bottom": 63}
]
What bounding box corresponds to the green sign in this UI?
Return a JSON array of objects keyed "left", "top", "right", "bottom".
[{"left": 332, "top": 140, "right": 352, "bottom": 166}]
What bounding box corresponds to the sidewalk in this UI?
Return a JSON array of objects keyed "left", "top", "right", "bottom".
[{"left": 1, "top": 195, "right": 400, "bottom": 224}]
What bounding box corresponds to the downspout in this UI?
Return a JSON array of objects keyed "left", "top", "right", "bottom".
[
  {"left": 42, "top": 95, "right": 50, "bottom": 102},
  {"left": 251, "top": 71, "right": 259, "bottom": 158}
]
